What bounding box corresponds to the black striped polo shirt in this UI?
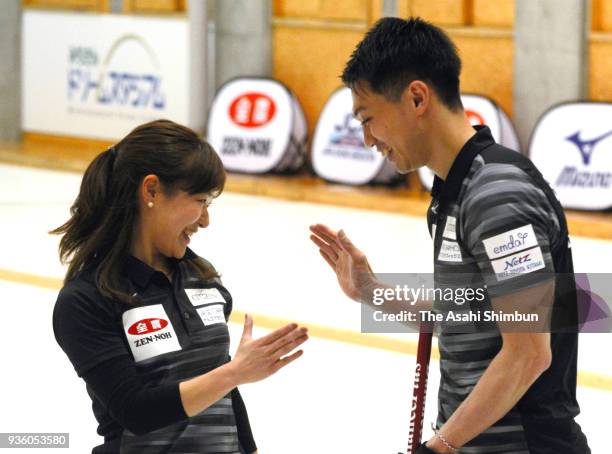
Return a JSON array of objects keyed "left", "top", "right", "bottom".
[
  {"left": 427, "top": 126, "right": 590, "bottom": 453},
  {"left": 54, "top": 249, "right": 253, "bottom": 454}
]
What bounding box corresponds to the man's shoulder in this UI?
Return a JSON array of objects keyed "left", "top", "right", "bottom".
[
  {"left": 480, "top": 142, "right": 530, "bottom": 166},
  {"left": 457, "top": 143, "right": 560, "bottom": 229},
  {"left": 463, "top": 144, "right": 545, "bottom": 196}
]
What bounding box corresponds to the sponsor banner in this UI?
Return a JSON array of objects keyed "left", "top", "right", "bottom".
[
  {"left": 311, "top": 87, "right": 398, "bottom": 185},
  {"left": 22, "top": 10, "right": 192, "bottom": 140},
  {"left": 207, "top": 78, "right": 307, "bottom": 174},
  {"left": 122, "top": 304, "right": 181, "bottom": 362},
  {"left": 529, "top": 102, "right": 612, "bottom": 210},
  {"left": 418, "top": 94, "right": 520, "bottom": 190}
]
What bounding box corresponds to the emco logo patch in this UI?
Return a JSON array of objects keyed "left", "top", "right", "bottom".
[
  {"left": 127, "top": 318, "right": 168, "bottom": 335},
  {"left": 229, "top": 93, "right": 276, "bottom": 128},
  {"left": 482, "top": 224, "right": 538, "bottom": 260}
]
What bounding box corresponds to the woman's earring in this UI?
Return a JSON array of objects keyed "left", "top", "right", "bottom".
[{"left": 147, "top": 201, "right": 154, "bottom": 208}]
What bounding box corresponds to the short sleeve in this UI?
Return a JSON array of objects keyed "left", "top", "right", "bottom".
[
  {"left": 460, "top": 164, "right": 559, "bottom": 298},
  {"left": 53, "top": 282, "right": 128, "bottom": 376}
]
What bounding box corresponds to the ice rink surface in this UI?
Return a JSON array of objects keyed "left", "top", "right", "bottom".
[{"left": 0, "top": 163, "right": 610, "bottom": 453}]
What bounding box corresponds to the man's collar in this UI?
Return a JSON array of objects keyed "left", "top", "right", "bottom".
[
  {"left": 123, "top": 247, "right": 197, "bottom": 288},
  {"left": 430, "top": 125, "right": 495, "bottom": 207}
]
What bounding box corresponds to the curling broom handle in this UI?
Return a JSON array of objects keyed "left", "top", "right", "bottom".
[{"left": 405, "top": 321, "right": 434, "bottom": 454}]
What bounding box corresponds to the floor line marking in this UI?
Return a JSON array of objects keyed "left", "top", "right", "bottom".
[{"left": 2, "top": 267, "right": 611, "bottom": 392}]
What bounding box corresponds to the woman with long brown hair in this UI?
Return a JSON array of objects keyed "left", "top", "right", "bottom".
[{"left": 52, "top": 119, "right": 308, "bottom": 453}]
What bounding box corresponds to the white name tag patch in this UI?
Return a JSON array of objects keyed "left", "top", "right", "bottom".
[
  {"left": 438, "top": 240, "right": 462, "bottom": 262},
  {"left": 442, "top": 216, "right": 457, "bottom": 240},
  {"left": 122, "top": 304, "right": 181, "bottom": 363},
  {"left": 482, "top": 224, "right": 539, "bottom": 260},
  {"left": 196, "top": 304, "right": 226, "bottom": 326},
  {"left": 491, "top": 246, "right": 546, "bottom": 281},
  {"left": 185, "top": 288, "right": 226, "bottom": 307}
]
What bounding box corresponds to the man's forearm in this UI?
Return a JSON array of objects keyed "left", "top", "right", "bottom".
[{"left": 429, "top": 343, "right": 550, "bottom": 451}]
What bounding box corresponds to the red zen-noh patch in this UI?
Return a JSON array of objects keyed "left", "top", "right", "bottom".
[{"left": 128, "top": 318, "right": 169, "bottom": 335}]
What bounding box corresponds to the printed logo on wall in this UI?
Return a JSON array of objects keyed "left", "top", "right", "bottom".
[
  {"left": 67, "top": 34, "right": 166, "bottom": 112},
  {"left": 418, "top": 94, "right": 520, "bottom": 190},
  {"left": 311, "top": 87, "right": 398, "bottom": 185},
  {"left": 207, "top": 78, "right": 307, "bottom": 174},
  {"left": 529, "top": 102, "right": 612, "bottom": 210},
  {"left": 22, "top": 11, "right": 190, "bottom": 140}
]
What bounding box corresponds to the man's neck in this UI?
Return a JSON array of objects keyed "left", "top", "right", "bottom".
[{"left": 426, "top": 109, "right": 477, "bottom": 180}]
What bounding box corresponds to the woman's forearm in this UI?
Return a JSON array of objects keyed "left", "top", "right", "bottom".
[{"left": 179, "top": 362, "right": 239, "bottom": 417}]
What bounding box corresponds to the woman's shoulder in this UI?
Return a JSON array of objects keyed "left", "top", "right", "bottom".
[
  {"left": 54, "top": 266, "right": 113, "bottom": 320},
  {"left": 57, "top": 264, "right": 96, "bottom": 295}
]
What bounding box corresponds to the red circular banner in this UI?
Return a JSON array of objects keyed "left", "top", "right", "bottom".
[
  {"left": 229, "top": 93, "right": 276, "bottom": 128},
  {"left": 465, "top": 109, "right": 486, "bottom": 126}
]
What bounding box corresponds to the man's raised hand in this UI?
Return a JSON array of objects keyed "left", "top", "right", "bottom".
[{"left": 309, "top": 224, "right": 374, "bottom": 302}]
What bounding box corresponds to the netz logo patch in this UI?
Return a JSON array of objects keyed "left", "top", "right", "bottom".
[
  {"left": 504, "top": 253, "right": 532, "bottom": 270},
  {"left": 482, "top": 224, "right": 538, "bottom": 260},
  {"left": 122, "top": 305, "right": 181, "bottom": 362},
  {"left": 491, "top": 247, "right": 546, "bottom": 281}
]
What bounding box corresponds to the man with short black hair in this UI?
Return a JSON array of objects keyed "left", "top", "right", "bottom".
[{"left": 310, "top": 17, "right": 590, "bottom": 454}]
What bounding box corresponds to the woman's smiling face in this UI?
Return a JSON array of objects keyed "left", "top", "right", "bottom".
[{"left": 146, "top": 188, "right": 212, "bottom": 260}]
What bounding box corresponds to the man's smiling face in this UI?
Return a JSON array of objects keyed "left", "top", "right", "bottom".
[{"left": 351, "top": 81, "right": 429, "bottom": 174}]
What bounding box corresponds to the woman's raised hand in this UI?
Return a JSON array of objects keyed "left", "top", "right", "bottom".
[{"left": 230, "top": 314, "right": 308, "bottom": 384}]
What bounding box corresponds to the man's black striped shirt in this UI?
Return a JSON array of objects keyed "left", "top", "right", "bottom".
[{"left": 427, "top": 126, "right": 590, "bottom": 453}]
